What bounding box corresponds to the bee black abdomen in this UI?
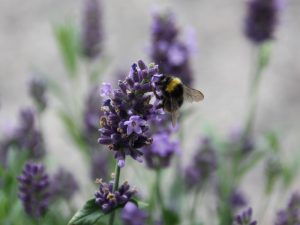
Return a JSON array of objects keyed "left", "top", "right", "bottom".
[{"left": 170, "top": 84, "right": 184, "bottom": 98}]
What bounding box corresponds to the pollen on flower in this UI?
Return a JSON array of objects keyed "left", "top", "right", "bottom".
[
  {"left": 98, "top": 60, "right": 163, "bottom": 166},
  {"left": 95, "top": 178, "right": 103, "bottom": 184}
]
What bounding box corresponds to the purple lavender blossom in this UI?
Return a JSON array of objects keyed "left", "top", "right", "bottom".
[
  {"left": 18, "top": 162, "right": 50, "bottom": 218},
  {"left": 275, "top": 192, "right": 300, "bottom": 225},
  {"left": 229, "top": 127, "right": 255, "bottom": 155},
  {"left": 81, "top": 0, "right": 103, "bottom": 59},
  {"left": 95, "top": 179, "right": 136, "bottom": 213},
  {"left": 98, "top": 60, "right": 162, "bottom": 167},
  {"left": 83, "top": 86, "right": 103, "bottom": 147},
  {"left": 29, "top": 76, "right": 47, "bottom": 112},
  {"left": 121, "top": 202, "right": 148, "bottom": 225},
  {"left": 230, "top": 188, "right": 248, "bottom": 210},
  {"left": 149, "top": 11, "right": 194, "bottom": 86},
  {"left": 143, "top": 131, "right": 179, "bottom": 169},
  {"left": 244, "top": 0, "right": 283, "bottom": 44},
  {"left": 50, "top": 168, "right": 79, "bottom": 201},
  {"left": 0, "top": 108, "right": 46, "bottom": 162},
  {"left": 233, "top": 208, "right": 257, "bottom": 225},
  {"left": 185, "top": 138, "right": 217, "bottom": 188}
]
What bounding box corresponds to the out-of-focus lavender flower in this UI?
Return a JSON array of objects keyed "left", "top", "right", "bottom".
[
  {"left": 50, "top": 168, "right": 79, "bottom": 201},
  {"left": 83, "top": 86, "right": 102, "bottom": 147},
  {"left": 95, "top": 179, "right": 136, "bottom": 213},
  {"left": 185, "top": 138, "right": 217, "bottom": 189},
  {"left": 143, "top": 131, "right": 179, "bottom": 169},
  {"left": 275, "top": 192, "right": 300, "bottom": 225},
  {"left": 18, "top": 162, "right": 50, "bottom": 218},
  {"left": 14, "top": 108, "right": 46, "bottom": 159},
  {"left": 149, "top": 11, "right": 194, "bottom": 86},
  {"left": 81, "top": 0, "right": 103, "bottom": 59},
  {"left": 121, "top": 202, "right": 148, "bottom": 225},
  {"left": 90, "top": 150, "right": 109, "bottom": 180},
  {"left": 229, "top": 127, "right": 255, "bottom": 155},
  {"left": 0, "top": 108, "right": 46, "bottom": 163},
  {"left": 244, "top": 0, "right": 283, "bottom": 44},
  {"left": 265, "top": 156, "right": 282, "bottom": 193},
  {"left": 98, "top": 60, "right": 162, "bottom": 167},
  {"left": 29, "top": 76, "right": 47, "bottom": 112},
  {"left": 230, "top": 188, "right": 248, "bottom": 210},
  {"left": 233, "top": 208, "right": 257, "bottom": 225}
]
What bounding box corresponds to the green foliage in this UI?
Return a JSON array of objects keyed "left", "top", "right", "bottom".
[
  {"left": 162, "top": 208, "right": 180, "bottom": 225},
  {"left": 58, "top": 110, "right": 88, "bottom": 155},
  {"left": 68, "top": 199, "right": 105, "bottom": 225},
  {"left": 54, "top": 22, "right": 79, "bottom": 77}
]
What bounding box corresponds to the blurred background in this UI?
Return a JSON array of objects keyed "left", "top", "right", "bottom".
[{"left": 0, "top": 0, "right": 300, "bottom": 224}]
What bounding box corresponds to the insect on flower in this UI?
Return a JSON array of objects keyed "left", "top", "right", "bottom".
[{"left": 153, "top": 74, "right": 204, "bottom": 126}]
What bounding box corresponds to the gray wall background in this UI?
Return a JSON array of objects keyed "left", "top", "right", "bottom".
[{"left": 0, "top": 0, "right": 299, "bottom": 224}]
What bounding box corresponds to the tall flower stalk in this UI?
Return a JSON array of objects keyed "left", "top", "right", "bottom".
[
  {"left": 108, "top": 164, "right": 121, "bottom": 225},
  {"left": 243, "top": 0, "right": 283, "bottom": 137}
]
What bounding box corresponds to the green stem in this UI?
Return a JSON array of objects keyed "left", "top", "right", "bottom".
[
  {"left": 108, "top": 163, "right": 121, "bottom": 225},
  {"left": 189, "top": 188, "right": 201, "bottom": 225},
  {"left": 244, "top": 46, "right": 264, "bottom": 138},
  {"left": 155, "top": 169, "right": 164, "bottom": 210}
]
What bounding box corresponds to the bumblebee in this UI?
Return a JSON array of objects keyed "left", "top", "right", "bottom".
[{"left": 155, "top": 75, "right": 204, "bottom": 126}]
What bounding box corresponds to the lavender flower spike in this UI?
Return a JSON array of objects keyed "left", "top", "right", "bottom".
[
  {"left": 121, "top": 202, "right": 148, "bottom": 225},
  {"left": 233, "top": 208, "right": 257, "bottom": 225},
  {"left": 275, "top": 192, "right": 300, "bottom": 225},
  {"left": 50, "top": 168, "right": 79, "bottom": 201},
  {"left": 95, "top": 179, "right": 136, "bottom": 213},
  {"left": 98, "top": 60, "right": 162, "bottom": 167},
  {"left": 244, "top": 0, "right": 283, "bottom": 44},
  {"left": 18, "top": 162, "right": 50, "bottom": 218},
  {"left": 29, "top": 76, "right": 47, "bottom": 112},
  {"left": 149, "top": 11, "right": 194, "bottom": 86},
  {"left": 143, "top": 131, "right": 179, "bottom": 169},
  {"left": 81, "top": 0, "right": 103, "bottom": 59}
]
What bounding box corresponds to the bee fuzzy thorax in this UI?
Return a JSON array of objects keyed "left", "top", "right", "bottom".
[{"left": 165, "top": 77, "right": 182, "bottom": 93}]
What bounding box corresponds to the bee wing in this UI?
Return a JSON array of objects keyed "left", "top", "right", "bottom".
[
  {"left": 170, "top": 97, "right": 179, "bottom": 127},
  {"left": 183, "top": 85, "right": 204, "bottom": 103}
]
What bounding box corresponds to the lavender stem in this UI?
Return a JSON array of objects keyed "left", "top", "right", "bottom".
[
  {"left": 244, "top": 46, "right": 264, "bottom": 138},
  {"left": 108, "top": 163, "right": 121, "bottom": 225}
]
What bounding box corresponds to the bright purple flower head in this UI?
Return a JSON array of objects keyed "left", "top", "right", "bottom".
[
  {"left": 244, "top": 0, "right": 283, "bottom": 44},
  {"left": 233, "top": 208, "right": 257, "bottom": 225},
  {"left": 100, "top": 83, "right": 113, "bottom": 97},
  {"left": 98, "top": 60, "right": 162, "bottom": 167},
  {"left": 275, "top": 192, "right": 300, "bottom": 225},
  {"left": 124, "top": 116, "right": 147, "bottom": 136},
  {"left": 28, "top": 76, "right": 47, "bottom": 112},
  {"left": 81, "top": 0, "right": 103, "bottom": 59},
  {"left": 95, "top": 179, "right": 136, "bottom": 213},
  {"left": 50, "top": 168, "right": 79, "bottom": 201},
  {"left": 121, "top": 202, "right": 148, "bottom": 225},
  {"left": 18, "top": 162, "right": 50, "bottom": 218},
  {"left": 143, "top": 131, "right": 179, "bottom": 169},
  {"left": 149, "top": 11, "right": 194, "bottom": 86}
]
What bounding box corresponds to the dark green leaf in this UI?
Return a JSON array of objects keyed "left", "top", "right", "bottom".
[
  {"left": 129, "top": 199, "right": 149, "bottom": 209},
  {"left": 68, "top": 198, "right": 104, "bottom": 225},
  {"left": 162, "top": 208, "right": 180, "bottom": 225}
]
